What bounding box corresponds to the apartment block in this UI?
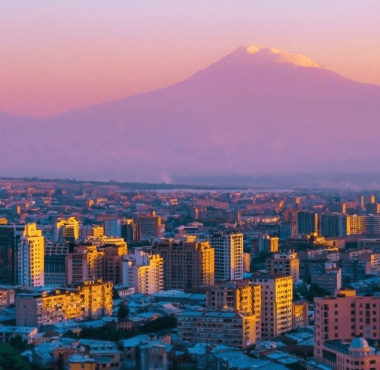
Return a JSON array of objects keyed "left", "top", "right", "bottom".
[
  {"left": 208, "top": 232, "right": 243, "bottom": 282},
  {"left": 53, "top": 217, "right": 80, "bottom": 243},
  {"left": 16, "top": 280, "right": 113, "bottom": 327},
  {"left": 152, "top": 239, "right": 214, "bottom": 290},
  {"left": 177, "top": 311, "right": 258, "bottom": 349},
  {"left": 314, "top": 291, "right": 380, "bottom": 362},
  {"left": 44, "top": 242, "right": 69, "bottom": 286},
  {"left": 266, "top": 250, "right": 300, "bottom": 282},
  {"left": 122, "top": 248, "right": 163, "bottom": 295},
  {"left": 251, "top": 273, "right": 293, "bottom": 340}
]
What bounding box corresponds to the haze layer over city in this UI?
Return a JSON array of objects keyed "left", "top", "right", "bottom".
[{"left": 2, "top": 1, "right": 380, "bottom": 370}]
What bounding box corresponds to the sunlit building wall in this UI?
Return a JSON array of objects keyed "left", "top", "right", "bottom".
[
  {"left": 53, "top": 217, "right": 80, "bottom": 243},
  {"left": 16, "top": 223, "right": 44, "bottom": 287}
]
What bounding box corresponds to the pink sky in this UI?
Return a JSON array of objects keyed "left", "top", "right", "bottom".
[{"left": 1, "top": 0, "right": 380, "bottom": 118}]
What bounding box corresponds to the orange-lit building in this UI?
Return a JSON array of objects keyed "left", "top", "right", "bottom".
[
  {"left": 16, "top": 280, "right": 113, "bottom": 327},
  {"left": 152, "top": 239, "right": 214, "bottom": 290}
]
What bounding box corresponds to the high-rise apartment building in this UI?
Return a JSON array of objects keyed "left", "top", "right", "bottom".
[
  {"left": 297, "top": 211, "right": 319, "bottom": 235},
  {"left": 266, "top": 250, "right": 300, "bottom": 282},
  {"left": 53, "top": 217, "right": 80, "bottom": 243},
  {"left": 66, "top": 237, "right": 128, "bottom": 285},
  {"left": 258, "top": 235, "right": 279, "bottom": 253},
  {"left": 137, "top": 212, "right": 162, "bottom": 242},
  {"left": 251, "top": 273, "right": 293, "bottom": 340},
  {"left": 121, "top": 218, "right": 137, "bottom": 243},
  {"left": 0, "top": 224, "right": 25, "bottom": 285},
  {"left": 311, "top": 262, "right": 342, "bottom": 296},
  {"left": 314, "top": 291, "right": 380, "bottom": 363},
  {"left": 320, "top": 213, "right": 348, "bottom": 237},
  {"left": 208, "top": 232, "right": 243, "bottom": 282},
  {"left": 44, "top": 243, "right": 69, "bottom": 286},
  {"left": 16, "top": 280, "right": 113, "bottom": 327},
  {"left": 206, "top": 281, "right": 262, "bottom": 340},
  {"left": 16, "top": 224, "right": 44, "bottom": 287},
  {"left": 152, "top": 239, "right": 214, "bottom": 290},
  {"left": 122, "top": 248, "right": 163, "bottom": 295}
]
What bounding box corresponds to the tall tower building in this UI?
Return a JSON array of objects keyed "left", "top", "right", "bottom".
[
  {"left": 297, "top": 211, "right": 319, "bottom": 235},
  {"left": 0, "top": 224, "right": 25, "bottom": 285},
  {"left": 16, "top": 224, "right": 45, "bottom": 287},
  {"left": 251, "top": 273, "right": 293, "bottom": 340},
  {"left": 152, "top": 239, "right": 214, "bottom": 290},
  {"left": 208, "top": 232, "right": 243, "bottom": 282},
  {"left": 137, "top": 213, "right": 162, "bottom": 242}
]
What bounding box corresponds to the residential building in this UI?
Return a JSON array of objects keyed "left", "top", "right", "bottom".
[
  {"left": 314, "top": 291, "right": 380, "bottom": 362},
  {"left": 206, "top": 281, "right": 262, "bottom": 340},
  {"left": 16, "top": 280, "right": 113, "bottom": 327},
  {"left": 258, "top": 234, "right": 279, "bottom": 253},
  {"left": 122, "top": 248, "right": 163, "bottom": 295},
  {"left": 121, "top": 218, "right": 137, "bottom": 243},
  {"left": 292, "top": 301, "right": 309, "bottom": 329},
  {"left": 137, "top": 212, "right": 162, "bottom": 241},
  {"left": 0, "top": 287, "right": 15, "bottom": 307},
  {"left": 320, "top": 213, "right": 348, "bottom": 237},
  {"left": 0, "top": 224, "right": 25, "bottom": 285},
  {"left": 297, "top": 211, "right": 319, "bottom": 235},
  {"left": 16, "top": 223, "right": 44, "bottom": 287},
  {"left": 104, "top": 219, "right": 122, "bottom": 238},
  {"left": 311, "top": 262, "right": 342, "bottom": 296},
  {"left": 152, "top": 239, "right": 214, "bottom": 290},
  {"left": 251, "top": 273, "right": 293, "bottom": 340},
  {"left": 177, "top": 311, "right": 258, "bottom": 349},
  {"left": 208, "top": 232, "right": 243, "bottom": 282},
  {"left": 44, "top": 242, "right": 69, "bottom": 286},
  {"left": 80, "top": 225, "right": 104, "bottom": 239},
  {"left": 53, "top": 217, "right": 80, "bottom": 243},
  {"left": 266, "top": 250, "right": 300, "bottom": 282}
]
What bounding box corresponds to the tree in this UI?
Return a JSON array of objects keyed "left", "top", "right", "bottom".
[
  {"left": 118, "top": 304, "right": 130, "bottom": 320},
  {"left": 0, "top": 343, "right": 31, "bottom": 370},
  {"left": 9, "top": 335, "right": 28, "bottom": 353}
]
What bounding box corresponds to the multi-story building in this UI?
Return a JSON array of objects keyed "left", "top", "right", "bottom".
[
  {"left": 80, "top": 225, "right": 104, "bottom": 239},
  {"left": 0, "top": 287, "right": 15, "bottom": 307},
  {"left": 266, "top": 250, "right": 300, "bottom": 282},
  {"left": 320, "top": 213, "right": 348, "bottom": 237},
  {"left": 16, "top": 224, "right": 44, "bottom": 287},
  {"left": 53, "top": 217, "right": 80, "bottom": 243},
  {"left": 122, "top": 248, "right": 163, "bottom": 295},
  {"left": 208, "top": 232, "right": 243, "bottom": 282},
  {"left": 16, "top": 280, "right": 113, "bottom": 327},
  {"left": 311, "top": 262, "right": 342, "bottom": 296},
  {"left": 206, "top": 281, "right": 261, "bottom": 340},
  {"left": 177, "top": 311, "right": 258, "bottom": 349},
  {"left": 104, "top": 219, "right": 122, "bottom": 238},
  {"left": 121, "top": 218, "right": 137, "bottom": 244},
  {"left": 314, "top": 291, "right": 380, "bottom": 363},
  {"left": 152, "top": 239, "right": 214, "bottom": 290},
  {"left": 44, "top": 243, "right": 69, "bottom": 286},
  {"left": 251, "top": 273, "right": 293, "bottom": 340},
  {"left": 292, "top": 301, "right": 308, "bottom": 329},
  {"left": 0, "top": 223, "right": 25, "bottom": 285},
  {"left": 137, "top": 212, "right": 162, "bottom": 242},
  {"left": 297, "top": 211, "right": 319, "bottom": 235},
  {"left": 66, "top": 241, "right": 128, "bottom": 286},
  {"left": 258, "top": 235, "right": 279, "bottom": 253}
]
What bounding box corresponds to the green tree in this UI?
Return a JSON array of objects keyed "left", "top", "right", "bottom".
[
  {"left": 9, "top": 335, "right": 28, "bottom": 353},
  {"left": 0, "top": 343, "right": 31, "bottom": 370},
  {"left": 118, "top": 304, "right": 130, "bottom": 320}
]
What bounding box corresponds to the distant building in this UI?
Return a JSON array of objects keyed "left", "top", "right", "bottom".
[
  {"left": 311, "top": 262, "right": 342, "bottom": 296},
  {"left": 53, "top": 217, "right": 80, "bottom": 243},
  {"left": 258, "top": 235, "right": 279, "bottom": 253},
  {"left": 80, "top": 225, "right": 104, "bottom": 239},
  {"left": 208, "top": 232, "right": 244, "bottom": 282},
  {"left": 297, "top": 211, "right": 319, "bottom": 235},
  {"left": 122, "top": 248, "right": 163, "bottom": 295},
  {"left": 104, "top": 219, "right": 122, "bottom": 237},
  {"left": 319, "top": 213, "right": 348, "bottom": 237},
  {"left": 251, "top": 273, "right": 293, "bottom": 340},
  {"left": 16, "top": 280, "right": 113, "bottom": 327},
  {"left": 137, "top": 212, "right": 162, "bottom": 242},
  {"left": 152, "top": 239, "right": 214, "bottom": 290},
  {"left": 292, "top": 301, "right": 308, "bottom": 329},
  {"left": 266, "top": 250, "right": 300, "bottom": 282},
  {"left": 0, "top": 224, "right": 25, "bottom": 285},
  {"left": 177, "top": 311, "right": 258, "bottom": 349},
  {"left": 44, "top": 242, "right": 69, "bottom": 286},
  {"left": 121, "top": 218, "right": 137, "bottom": 243},
  {"left": 16, "top": 224, "right": 44, "bottom": 287}
]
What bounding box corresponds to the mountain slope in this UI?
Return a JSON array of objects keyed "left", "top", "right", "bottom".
[{"left": 1, "top": 47, "right": 380, "bottom": 182}]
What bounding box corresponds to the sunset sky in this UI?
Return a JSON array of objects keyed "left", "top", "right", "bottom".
[{"left": 1, "top": 0, "right": 380, "bottom": 118}]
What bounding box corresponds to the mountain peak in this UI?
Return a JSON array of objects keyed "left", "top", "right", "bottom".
[{"left": 238, "top": 45, "right": 322, "bottom": 69}]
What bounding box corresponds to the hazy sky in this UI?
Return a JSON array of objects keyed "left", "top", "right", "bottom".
[{"left": 1, "top": 0, "right": 380, "bottom": 117}]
